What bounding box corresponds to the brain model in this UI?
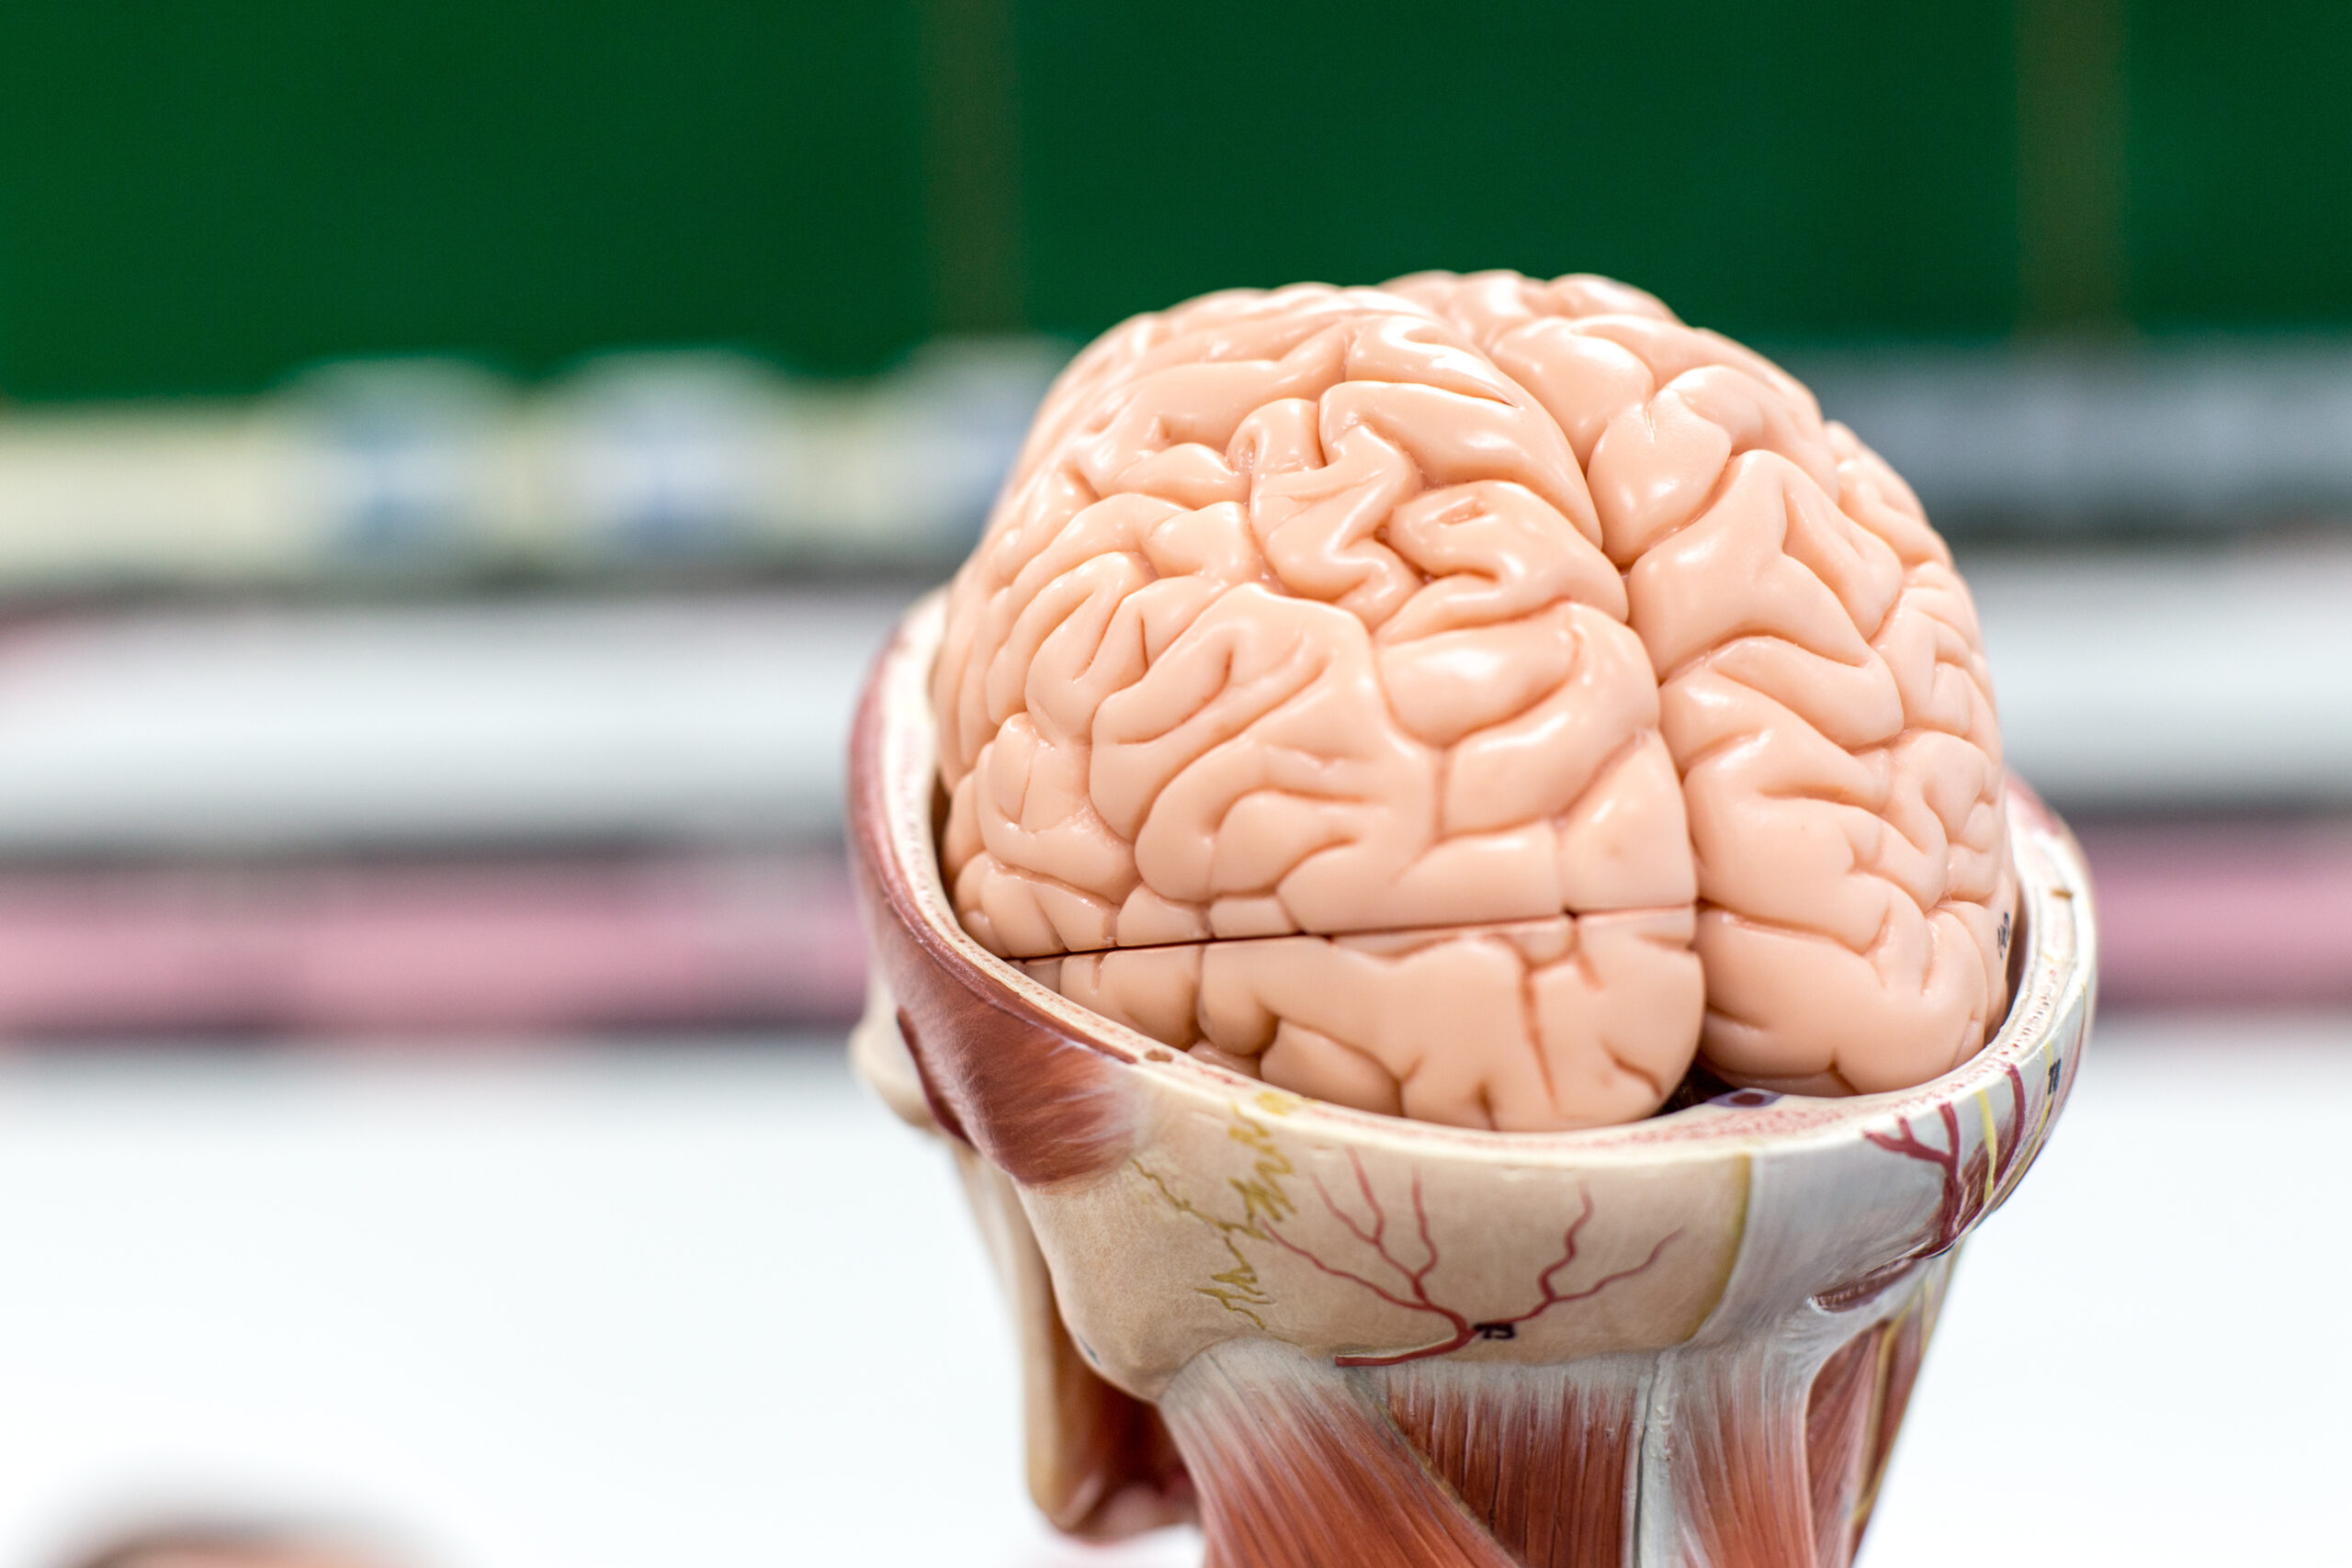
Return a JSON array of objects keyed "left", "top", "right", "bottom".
[{"left": 933, "top": 272, "right": 2014, "bottom": 1132}]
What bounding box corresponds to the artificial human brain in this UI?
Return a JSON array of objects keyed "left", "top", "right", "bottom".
[{"left": 933, "top": 273, "right": 2014, "bottom": 1132}]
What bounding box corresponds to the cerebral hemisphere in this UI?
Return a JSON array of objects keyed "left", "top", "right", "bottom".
[{"left": 933, "top": 273, "right": 2015, "bottom": 1133}]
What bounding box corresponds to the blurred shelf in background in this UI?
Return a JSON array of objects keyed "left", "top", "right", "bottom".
[
  {"left": 0, "top": 852, "right": 864, "bottom": 1040},
  {"left": 0, "top": 594, "right": 906, "bottom": 854},
  {"left": 12, "top": 338, "right": 2352, "bottom": 604},
  {"left": 5, "top": 548, "right": 2346, "bottom": 841},
  {"left": 0, "top": 591, "right": 900, "bottom": 1040},
  {"left": 1799, "top": 341, "right": 2352, "bottom": 536},
  {"left": 0, "top": 344, "right": 1060, "bottom": 599},
  {"left": 1965, "top": 539, "right": 2352, "bottom": 808}
]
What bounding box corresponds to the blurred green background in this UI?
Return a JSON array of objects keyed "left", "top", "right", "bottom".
[{"left": 0, "top": 0, "right": 2341, "bottom": 402}]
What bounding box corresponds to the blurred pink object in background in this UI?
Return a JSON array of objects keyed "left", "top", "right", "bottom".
[
  {"left": 0, "top": 852, "right": 864, "bottom": 1038},
  {"left": 2080, "top": 818, "right": 2352, "bottom": 1008}
]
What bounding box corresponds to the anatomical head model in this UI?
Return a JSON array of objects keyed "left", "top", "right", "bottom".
[{"left": 851, "top": 273, "right": 2092, "bottom": 1567}]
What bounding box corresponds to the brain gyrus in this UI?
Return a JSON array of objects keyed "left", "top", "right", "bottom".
[{"left": 933, "top": 273, "right": 2015, "bottom": 1132}]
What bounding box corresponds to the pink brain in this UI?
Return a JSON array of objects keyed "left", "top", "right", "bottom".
[{"left": 933, "top": 273, "right": 2014, "bottom": 1132}]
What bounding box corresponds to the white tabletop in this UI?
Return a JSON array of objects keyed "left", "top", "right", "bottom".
[{"left": 0, "top": 1019, "right": 2335, "bottom": 1568}]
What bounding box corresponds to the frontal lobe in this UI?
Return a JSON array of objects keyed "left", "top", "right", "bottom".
[
  {"left": 933, "top": 287, "right": 1703, "bottom": 1130},
  {"left": 1395, "top": 271, "right": 2017, "bottom": 1095}
]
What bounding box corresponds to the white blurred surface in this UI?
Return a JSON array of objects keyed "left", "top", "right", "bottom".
[
  {"left": 1865, "top": 1016, "right": 2352, "bottom": 1566},
  {"left": 0, "top": 595, "right": 908, "bottom": 852},
  {"left": 1968, "top": 542, "right": 2352, "bottom": 808},
  {"left": 0, "top": 1021, "right": 2335, "bottom": 1568},
  {"left": 0, "top": 541, "right": 2347, "bottom": 855}
]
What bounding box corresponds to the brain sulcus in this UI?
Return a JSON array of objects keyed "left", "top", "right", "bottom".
[{"left": 933, "top": 273, "right": 2015, "bottom": 1133}]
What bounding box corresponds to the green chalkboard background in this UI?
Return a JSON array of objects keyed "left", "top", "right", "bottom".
[{"left": 0, "top": 1, "right": 2342, "bottom": 400}]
